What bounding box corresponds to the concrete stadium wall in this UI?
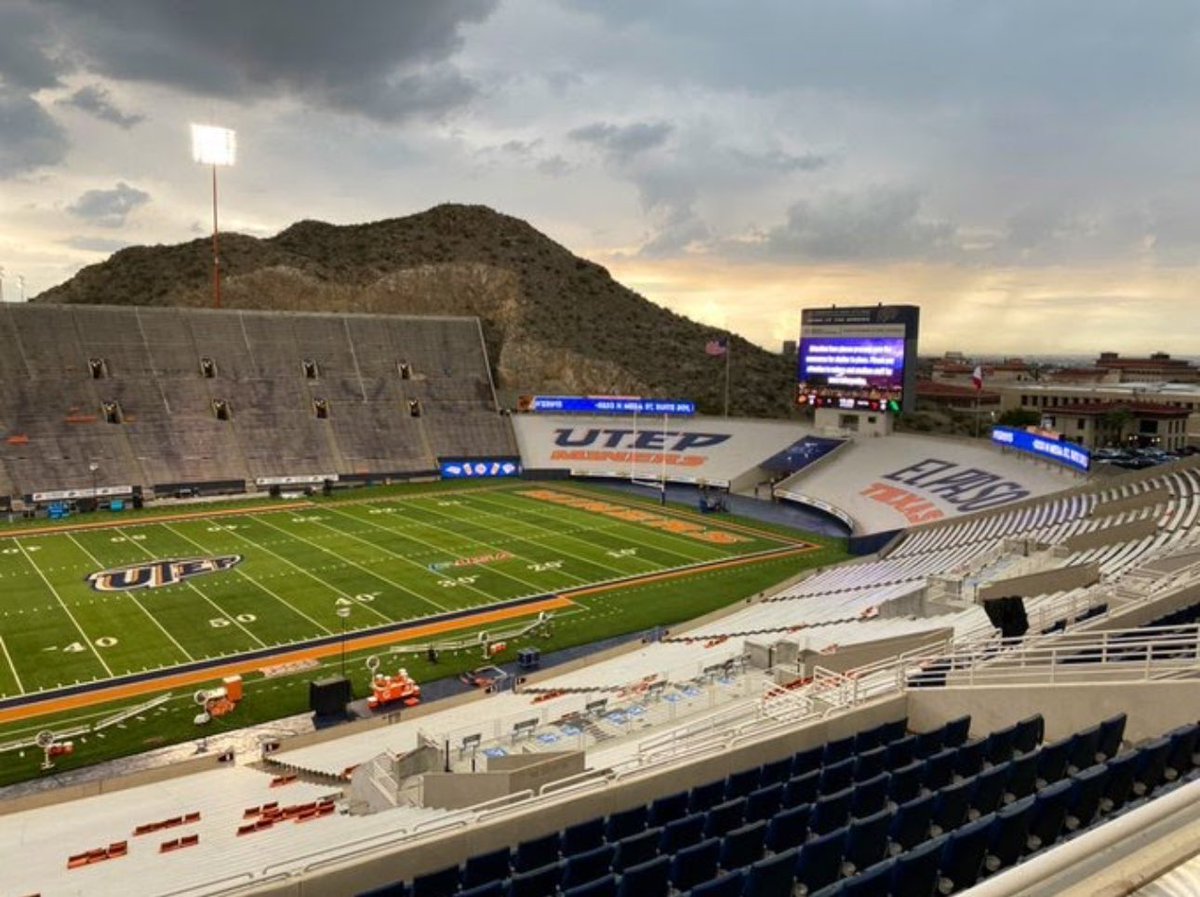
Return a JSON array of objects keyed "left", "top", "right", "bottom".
[
  {"left": 978, "top": 562, "right": 1101, "bottom": 601},
  {"left": 907, "top": 680, "right": 1200, "bottom": 745},
  {"left": 1062, "top": 516, "right": 1160, "bottom": 553}
]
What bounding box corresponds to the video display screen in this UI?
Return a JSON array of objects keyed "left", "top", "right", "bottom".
[{"left": 795, "top": 336, "right": 906, "bottom": 411}]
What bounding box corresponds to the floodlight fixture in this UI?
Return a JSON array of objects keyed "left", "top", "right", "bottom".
[{"left": 190, "top": 123, "right": 237, "bottom": 308}]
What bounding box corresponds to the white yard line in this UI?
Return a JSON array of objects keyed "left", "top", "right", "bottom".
[
  {"left": 65, "top": 532, "right": 197, "bottom": 663},
  {"left": 13, "top": 538, "right": 115, "bottom": 678},
  {"left": 321, "top": 503, "right": 582, "bottom": 592},
  {"left": 252, "top": 514, "right": 453, "bottom": 614},
  {"left": 113, "top": 527, "right": 267, "bottom": 649},
  {"left": 0, "top": 635, "right": 25, "bottom": 695},
  {"left": 162, "top": 522, "right": 335, "bottom": 635}
]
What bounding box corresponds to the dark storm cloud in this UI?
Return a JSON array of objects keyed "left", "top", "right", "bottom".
[
  {"left": 0, "top": 3, "right": 69, "bottom": 90},
  {"left": 56, "top": 85, "right": 144, "bottom": 129},
  {"left": 568, "top": 121, "right": 674, "bottom": 161},
  {"left": 0, "top": 88, "right": 69, "bottom": 177},
  {"left": 42, "top": 0, "right": 498, "bottom": 120},
  {"left": 748, "top": 187, "right": 959, "bottom": 262},
  {"left": 67, "top": 182, "right": 151, "bottom": 227}
]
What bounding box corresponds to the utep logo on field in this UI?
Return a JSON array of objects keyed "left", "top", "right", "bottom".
[{"left": 86, "top": 555, "right": 242, "bottom": 592}]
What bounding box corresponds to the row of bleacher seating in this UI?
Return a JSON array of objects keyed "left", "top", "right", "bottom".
[{"left": 356, "top": 712, "right": 1199, "bottom": 897}]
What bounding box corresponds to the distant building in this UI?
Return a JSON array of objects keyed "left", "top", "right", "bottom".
[
  {"left": 931, "top": 356, "right": 1034, "bottom": 386},
  {"left": 1094, "top": 351, "right": 1200, "bottom": 383},
  {"left": 996, "top": 381, "right": 1200, "bottom": 448},
  {"left": 916, "top": 379, "right": 1000, "bottom": 411},
  {"left": 1042, "top": 366, "right": 1120, "bottom": 386}
]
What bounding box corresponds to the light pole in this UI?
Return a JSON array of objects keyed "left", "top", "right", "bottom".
[
  {"left": 336, "top": 605, "right": 351, "bottom": 679},
  {"left": 190, "top": 124, "right": 237, "bottom": 309}
]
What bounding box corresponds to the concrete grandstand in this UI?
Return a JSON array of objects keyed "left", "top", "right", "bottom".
[
  {"left": 0, "top": 309, "right": 1198, "bottom": 897},
  {"left": 0, "top": 304, "right": 515, "bottom": 505}
]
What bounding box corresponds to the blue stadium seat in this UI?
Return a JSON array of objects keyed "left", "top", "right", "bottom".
[
  {"left": 889, "top": 834, "right": 946, "bottom": 897},
  {"left": 458, "top": 882, "right": 504, "bottom": 897},
  {"left": 461, "top": 847, "right": 512, "bottom": 890},
  {"left": 1100, "top": 751, "right": 1138, "bottom": 815},
  {"left": 648, "top": 791, "right": 690, "bottom": 827},
  {"left": 765, "top": 802, "right": 811, "bottom": 853},
  {"left": 842, "top": 858, "right": 894, "bottom": 897},
  {"left": 760, "top": 757, "right": 794, "bottom": 787},
  {"left": 879, "top": 718, "right": 909, "bottom": 745},
  {"left": 1064, "top": 764, "right": 1108, "bottom": 833},
  {"left": 1004, "top": 751, "right": 1039, "bottom": 804},
  {"left": 616, "top": 856, "right": 670, "bottom": 897},
  {"left": 984, "top": 724, "right": 1018, "bottom": 767},
  {"left": 605, "top": 805, "right": 648, "bottom": 842},
  {"left": 953, "top": 740, "right": 986, "bottom": 781},
  {"left": 820, "top": 758, "right": 856, "bottom": 795},
  {"left": 562, "top": 818, "right": 606, "bottom": 856},
  {"left": 689, "top": 779, "right": 726, "bottom": 814},
  {"left": 659, "top": 812, "right": 705, "bottom": 854},
  {"left": 1013, "top": 714, "right": 1045, "bottom": 756},
  {"left": 513, "top": 833, "right": 560, "bottom": 873},
  {"left": 411, "top": 864, "right": 459, "bottom": 897},
  {"left": 357, "top": 882, "right": 407, "bottom": 897},
  {"left": 1132, "top": 736, "right": 1171, "bottom": 797},
  {"left": 967, "top": 762, "right": 1008, "bottom": 820},
  {"left": 1096, "top": 713, "right": 1128, "bottom": 762},
  {"left": 811, "top": 786, "right": 854, "bottom": 836},
  {"left": 930, "top": 778, "right": 972, "bottom": 836},
  {"left": 561, "top": 844, "right": 615, "bottom": 891},
  {"left": 784, "top": 770, "right": 821, "bottom": 808},
  {"left": 510, "top": 861, "right": 563, "bottom": 897},
  {"left": 936, "top": 814, "right": 994, "bottom": 895},
  {"left": 921, "top": 748, "right": 956, "bottom": 793},
  {"left": 823, "top": 735, "right": 857, "bottom": 766},
  {"left": 1035, "top": 737, "right": 1071, "bottom": 789},
  {"left": 843, "top": 807, "right": 892, "bottom": 875},
  {"left": 704, "top": 798, "right": 747, "bottom": 839},
  {"left": 794, "top": 828, "right": 846, "bottom": 896},
  {"left": 743, "top": 848, "right": 798, "bottom": 897},
  {"left": 854, "top": 746, "right": 888, "bottom": 782},
  {"left": 669, "top": 838, "right": 720, "bottom": 892},
  {"left": 688, "top": 869, "right": 745, "bottom": 897},
  {"left": 888, "top": 760, "right": 924, "bottom": 805},
  {"left": 888, "top": 793, "right": 934, "bottom": 854},
  {"left": 719, "top": 819, "right": 767, "bottom": 871},
  {"left": 944, "top": 716, "right": 972, "bottom": 749},
  {"left": 914, "top": 728, "right": 944, "bottom": 760},
  {"left": 985, "top": 794, "right": 1034, "bottom": 874},
  {"left": 745, "top": 782, "right": 784, "bottom": 822},
  {"left": 726, "top": 766, "right": 762, "bottom": 799},
  {"left": 1025, "top": 779, "right": 1072, "bottom": 852},
  {"left": 808, "top": 882, "right": 845, "bottom": 897},
  {"left": 854, "top": 720, "right": 887, "bottom": 754},
  {"left": 792, "top": 746, "right": 825, "bottom": 778},
  {"left": 886, "top": 734, "right": 918, "bottom": 769},
  {"left": 850, "top": 772, "right": 889, "bottom": 818},
  {"left": 614, "top": 827, "right": 660, "bottom": 872},
  {"left": 1163, "top": 722, "right": 1200, "bottom": 781},
  {"left": 563, "top": 873, "right": 617, "bottom": 897},
  {"left": 1065, "top": 725, "right": 1102, "bottom": 776}
]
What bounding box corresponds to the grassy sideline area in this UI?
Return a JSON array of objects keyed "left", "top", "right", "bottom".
[{"left": 0, "top": 482, "right": 848, "bottom": 786}]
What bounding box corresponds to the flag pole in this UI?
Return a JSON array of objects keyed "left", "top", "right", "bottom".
[{"left": 723, "top": 335, "right": 731, "bottom": 418}]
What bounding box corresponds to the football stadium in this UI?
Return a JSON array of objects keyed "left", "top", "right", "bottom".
[{"left": 0, "top": 298, "right": 1197, "bottom": 897}]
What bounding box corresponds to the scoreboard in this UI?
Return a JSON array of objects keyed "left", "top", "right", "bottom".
[{"left": 795, "top": 305, "right": 920, "bottom": 414}]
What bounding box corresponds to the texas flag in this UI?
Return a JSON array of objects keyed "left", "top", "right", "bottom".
[
  {"left": 972, "top": 365, "right": 984, "bottom": 391},
  {"left": 705, "top": 337, "right": 728, "bottom": 357}
]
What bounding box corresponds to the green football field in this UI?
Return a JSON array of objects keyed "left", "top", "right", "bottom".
[{"left": 0, "top": 483, "right": 808, "bottom": 703}]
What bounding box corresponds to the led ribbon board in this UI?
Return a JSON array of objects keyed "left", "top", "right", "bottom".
[
  {"left": 992, "top": 426, "right": 1091, "bottom": 473},
  {"left": 525, "top": 396, "right": 697, "bottom": 416}
]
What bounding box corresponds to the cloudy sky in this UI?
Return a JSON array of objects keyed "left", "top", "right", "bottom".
[{"left": 3, "top": 1, "right": 1200, "bottom": 355}]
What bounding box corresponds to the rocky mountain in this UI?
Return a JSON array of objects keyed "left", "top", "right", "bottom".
[{"left": 36, "top": 204, "right": 800, "bottom": 417}]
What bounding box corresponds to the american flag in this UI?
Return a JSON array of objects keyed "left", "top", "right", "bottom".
[{"left": 705, "top": 337, "right": 728, "bottom": 357}]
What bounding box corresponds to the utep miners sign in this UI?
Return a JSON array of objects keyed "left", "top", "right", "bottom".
[{"left": 86, "top": 555, "right": 242, "bottom": 592}]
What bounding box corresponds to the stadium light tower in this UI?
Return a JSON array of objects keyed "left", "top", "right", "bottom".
[{"left": 190, "top": 124, "right": 237, "bottom": 309}]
